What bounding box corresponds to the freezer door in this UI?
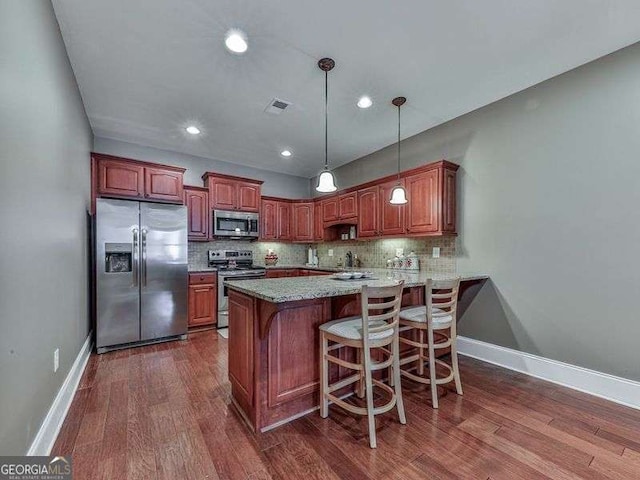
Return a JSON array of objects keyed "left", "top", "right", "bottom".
[
  {"left": 96, "top": 199, "right": 141, "bottom": 348},
  {"left": 140, "top": 202, "right": 188, "bottom": 340}
]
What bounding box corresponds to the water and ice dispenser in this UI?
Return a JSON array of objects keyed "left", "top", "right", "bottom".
[{"left": 104, "top": 243, "right": 133, "bottom": 273}]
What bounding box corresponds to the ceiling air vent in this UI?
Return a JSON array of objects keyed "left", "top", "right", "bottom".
[{"left": 264, "top": 98, "right": 292, "bottom": 115}]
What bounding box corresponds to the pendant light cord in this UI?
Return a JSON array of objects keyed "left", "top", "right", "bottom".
[
  {"left": 324, "top": 70, "right": 328, "bottom": 169},
  {"left": 397, "top": 103, "right": 401, "bottom": 183}
]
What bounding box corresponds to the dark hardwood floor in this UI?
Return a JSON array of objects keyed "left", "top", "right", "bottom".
[{"left": 53, "top": 330, "right": 640, "bottom": 479}]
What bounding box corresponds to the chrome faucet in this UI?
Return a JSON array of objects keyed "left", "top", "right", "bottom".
[{"left": 345, "top": 251, "right": 353, "bottom": 268}]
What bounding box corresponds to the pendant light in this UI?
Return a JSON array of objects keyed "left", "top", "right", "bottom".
[
  {"left": 389, "top": 96, "right": 408, "bottom": 204},
  {"left": 316, "top": 57, "right": 338, "bottom": 193}
]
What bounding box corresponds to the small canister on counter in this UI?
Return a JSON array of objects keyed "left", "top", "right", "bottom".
[{"left": 406, "top": 251, "right": 419, "bottom": 270}]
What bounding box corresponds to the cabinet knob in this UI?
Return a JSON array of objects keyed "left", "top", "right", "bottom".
[{"left": 200, "top": 276, "right": 205, "bottom": 281}]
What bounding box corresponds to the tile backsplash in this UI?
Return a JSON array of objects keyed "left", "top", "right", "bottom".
[
  {"left": 188, "top": 240, "right": 308, "bottom": 269},
  {"left": 313, "top": 237, "right": 456, "bottom": 273},
  {"left": 189, "top": 237, "right": 456, "bottom": 272}
]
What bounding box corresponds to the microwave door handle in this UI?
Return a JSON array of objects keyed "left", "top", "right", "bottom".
[{"left": 132, "top": 227, "right": 139, "bottom": 287}]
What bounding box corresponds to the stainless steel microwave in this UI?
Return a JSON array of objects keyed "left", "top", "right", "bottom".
[{"left": 213, "top": 210, "right": 259, "bottom": 238}]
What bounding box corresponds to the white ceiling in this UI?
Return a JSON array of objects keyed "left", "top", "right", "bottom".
[{"left": 53, "top": 0, "right": 640, "bottom": 178}]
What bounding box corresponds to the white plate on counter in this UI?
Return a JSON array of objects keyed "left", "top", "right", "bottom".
[{"left": 332, "top": 272, "right": 376, "bottom": 281}]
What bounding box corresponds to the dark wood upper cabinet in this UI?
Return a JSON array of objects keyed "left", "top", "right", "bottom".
[
  {"left": 441, "top": 167, "right": 457, "bottom": 233},
  {"left": 314, "top": 201, "right": 324, "bottom": 241},
  {"left": 237, "top": 182, "right": 261, "bottom": 212},
  {"left": 276, "top": 201, "right": 292, "bottom": 240},
  {"left": 184, "top": 186, "right": 209, "bottom": 241},
  {"left": 260, "top": 199, "right": 278, "bottom": 241},
  {"left": 93, "top": 154, "right": 185, "bottom": 204},
  {"left": 321, "top": 197, "right": 339, "bottom": 223},
  {"left": 203, "top": 173, "right": 263, "bottom": 212},
  {"left": 292, "top": 202, "right": 314, "bottom": 242},
  {"left": 338, "top": 192, "right": 357, "bottom": 219},
  {"left": 209, "top": 177, "right": 236, "bottom": 210},
  {"left": 97, "top": 158, "right": 144, "bottom": 198},
  {"left": 357, "top": 186, "right": 380, "bottom": 238},
  {"left": 379, "top": 179, "right": 406, "bottom": 236},
  {"left": 404, "top": 169, "right": 439, "bottom": 234},
  {"left": 145, "top": 167, "right": 184, "bottom": 202}
]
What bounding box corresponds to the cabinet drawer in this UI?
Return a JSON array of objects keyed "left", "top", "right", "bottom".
[{"left": 189, "top": 272, "right": 217, "bottom": 285}]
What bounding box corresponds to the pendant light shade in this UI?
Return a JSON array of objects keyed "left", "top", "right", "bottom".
[
  {"left": 389, "top": 184, "right": 408, "bottom": 204},
  {"left": 389, "top": 96, "right": 408, "bottom": 205},
  {"left": 316, "top": 57, "right": 337, "bottom": 193},
  {"left": 317, "top": 168, "right": 337, "bottom": 192}
]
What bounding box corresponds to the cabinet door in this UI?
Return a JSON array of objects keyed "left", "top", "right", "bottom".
[
  {"left": 260, "top": 199, "right": 278, "bottom": 240},
  {"left": 184, "top": 188, "right": 209, "bottom": 240},
  {"left": 237, "top": 182, "right": 261, "bottom": 212},
  {"left": 144, "top": 167, "right": 184, "bottom": 203},
  {"left": 266, "top": 269, "right": 291, "bottom": 278},
  {"left": 321, "top": 197, "right": 339, "bottom": 223},
  {"left": 357, "top": 186, "right": 379, "bottom": 238},
  {"left": 210, "top": 178, "right": 237, "bottom": 211},
  {"left": 292, "top": 203, "right": 314, "bottom": 241},
  {"left": 441, "top": 167, "right": 457, "bottom": 233},
  {"left": 188, "top": 283, "right": 216, "bottom": 327},
  {"left": 97, "top": 158, "right": 144, "bottom": 198},
  {"left": 405, "top": 170, "right": 439, "bottom": 234},
  {"left": 338, "top": 192, "right": 357, "bottom": 219},
  {"left": 276, "top": 201, "right": 291, "bottom": 240},
  {"left": 314, "top": 202, "right": 324, "bottom": 241},
  {"left": 379, "top": 180, "right": 406, "bottom": 236}
]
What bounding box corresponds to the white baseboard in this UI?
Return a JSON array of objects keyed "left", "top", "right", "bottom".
[
  {"left": 456, "top": 336, "right": 640, "bottom": 410},
  {"left": 27, "top": 332, "right": 93, "bottom": 455}
]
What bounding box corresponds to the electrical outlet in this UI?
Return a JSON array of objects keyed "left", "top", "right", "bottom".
[
  {"left": 54, "top": 348, "right": 59, "bottom": 373},
  {"left": 395, "top": 248, "right": 404, "bottom": 257},
  {"left": 432, "top": 247, "right": 440, "bottom": 259},
  {"left": 328, "top": 249, "right": 334, "bottom": 257}
]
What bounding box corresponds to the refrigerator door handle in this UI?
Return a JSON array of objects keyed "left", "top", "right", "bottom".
[
  {"left": 141, "top": 228, "right": 148, "bottom": 287},
  {"left": 132, "top": 227, "right": 139, "bottom": 287}
]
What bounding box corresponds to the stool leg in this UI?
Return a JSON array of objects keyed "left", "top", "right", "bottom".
[
  {"left": 320, "top": 333, "right": 329, "bottom": 418},
  {"left": 392, "top": 336, "right": 406, "bottom": 425},
  {"left": 356, "top": 348, "right": 365, "bottom": 398},
  {"left": 363, "top": 348, "right": 377, "bottom": 448},
  {"left": 417, "top": 329, "right": 425, "bottom": 376},
  {"left": 427, "top": 326, "right": 439, "bottom": 409},
  {"left": 450, "top": 333, "right": 463, "bottom": 396}
]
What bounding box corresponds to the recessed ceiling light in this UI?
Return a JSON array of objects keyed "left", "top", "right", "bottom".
[
  {"left": 225, "top": 29, "right": 248, "bottom": 54},
  {"left": 280, "top": 150, "right": 292, "bottom": 157},
  {"left": 357, "top": 96, "right": 373, "bottom": 109},
  {"left": 186, "top": 126, "right": 200, "bottom": 135}
]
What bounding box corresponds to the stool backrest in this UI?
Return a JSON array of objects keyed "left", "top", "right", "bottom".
[
  {"left": 360, "top": 281, "right": 405, "bottom": 343},
  {"left": 426, "top": 278, "right": 461, "bottom": 327}
]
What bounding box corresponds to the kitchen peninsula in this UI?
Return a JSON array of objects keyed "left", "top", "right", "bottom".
[{"left": 225, "top": 269, "right": 488, "bottom": 432}]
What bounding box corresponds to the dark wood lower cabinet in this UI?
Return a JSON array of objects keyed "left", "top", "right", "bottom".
[
  {"left": 188, "top": 273, "right": 217, "bottom": 328},
  {"left": 266, "top": 268, "right": 333, "bottom": 278},
  {"left": 227, "top": 285, "right": 424, "bottom": 432}
]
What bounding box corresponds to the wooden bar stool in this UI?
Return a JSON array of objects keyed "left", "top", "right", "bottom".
[
  {"left": 398, "top": 278, "right": 462, "bottom": 408},
  {"left": 319, "top": 282, "right": 406, "bottom": 448}
]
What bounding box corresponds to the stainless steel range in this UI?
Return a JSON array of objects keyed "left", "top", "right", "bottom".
[{"left": 209, "top": 250, "right": 265, "bottom": 328}]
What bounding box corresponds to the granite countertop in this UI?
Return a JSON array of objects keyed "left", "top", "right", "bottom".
[
  {"left": 255, "top": 264, "right": 340, "bottom": 271},
  {"left": 225, "top": 268, "right": 488, "bottom": 303},
  {"left": 188, "top": 265, "right": 218, "bottom": 273}
]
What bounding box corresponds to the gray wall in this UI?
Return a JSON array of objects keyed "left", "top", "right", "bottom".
[
  {"left": 94, "top": 137, "right": 310, "bottom": 199},
  {"left": 327, "top": 42, "right": 640, "bottom": 381},
  {"left": 0, "top": 1, "right": 93, "bottom": 454}
]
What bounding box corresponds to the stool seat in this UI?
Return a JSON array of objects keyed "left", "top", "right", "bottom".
[
  {"left": 399, "top": 306, "right": 452, "bottom": 327},
  {"left": 320, "top": 316, "right": 395, "bottom": 341}
]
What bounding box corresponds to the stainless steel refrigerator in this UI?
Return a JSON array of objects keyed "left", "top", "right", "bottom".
[{"left": 95, "top": 198, "right": 188, "bottom": 353}]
